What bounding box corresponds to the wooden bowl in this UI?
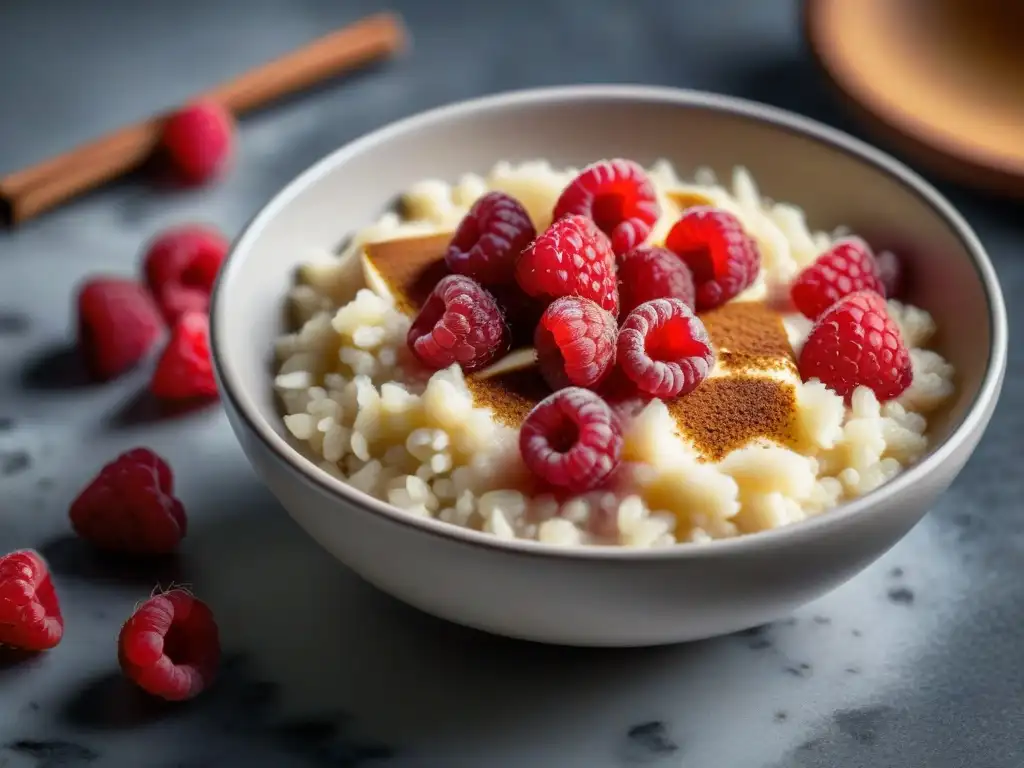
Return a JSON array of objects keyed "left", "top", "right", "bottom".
[{"left": 805, "top": 0, "right": 1024, "bottom": 196}]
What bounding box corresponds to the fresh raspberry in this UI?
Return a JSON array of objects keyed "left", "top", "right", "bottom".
[
  {"left": 515, "top": 214, "right": 619, "bottom": 314},
  {"left": 118, "top": 590, "right": 220, "bottom": 701},
  {"left": 553, "top": 159, "right": 660, "bottom": 257},
  {"left": 617, "top": 246, "right": 696, "bottom": 318},
  {"left": 798, "top": 290, "right": 912, "bottom": 402},
  {"left": 77, "top": 277, "right": 165, "bottom": 381},
  {"left": 664, "top": 207, "right": 761, "bottom": 311},
  {"left": 408, "top": 275, "right": 510, "bottom": 373},
  {"left": 519, "top": 387, "right": 623, "bottom": 492},
  {"left": 616, "top": 298, "right": 715, "bottom": 398},
  {"left": 150, "top": 312, "right": 218, "bottom": 401},
  {"left": 875, "top": 249, "right": 904, "bottom": 299},
  {"left": 535, "top": 297, "right": 617, "bottom": 391},
  {"left": 160, "top": 100, "right": 234, "bottom": 186},
  {"left": 69, "top": 448, "right": 187, "bottom": 555},
  {"left": 0, "top": 550, "right": 63, "bottom": 651},
  {"left": 143, "top": 225, "right": 230, "bottom": 323},
  {"left": 790, "top": 238, "right": 886, "bottom": 319},
  {"left": 445, "top": 192, "right": 536, "bottom": 285}
]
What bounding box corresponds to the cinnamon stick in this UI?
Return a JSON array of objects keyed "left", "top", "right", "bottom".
[{"left": 0, "top": 12, "right": 407, "bottom": 226}]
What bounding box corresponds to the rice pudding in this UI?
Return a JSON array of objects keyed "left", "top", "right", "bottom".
[{"left": 273, "top": 159, "right": 954, "bottom": 547}]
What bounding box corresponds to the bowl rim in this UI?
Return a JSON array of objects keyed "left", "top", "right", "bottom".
[{"left": 211, "top": 84, "right": 1007, "bottom": 561}]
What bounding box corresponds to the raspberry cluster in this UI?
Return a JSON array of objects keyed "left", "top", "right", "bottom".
[
  {"left": 791, "top": 238, "right": 912, "bottom": 403},
  {"left": 407, "top": 160, "right": 771, "bottom": 492},
  {"left": 77, "top": 224, "right": 227, "bottom": 400},
  {"left": 408, "top": 159, "right": 914, "bottom": 491},
  {"left": 3, "top": 448, "right": 220, "bottom": 702},
  {"left": 3, "top": 103, "right": 238, "bottom": 699},
  {"left": 77, "top": 98, "right": 235, "bottom": 398}
]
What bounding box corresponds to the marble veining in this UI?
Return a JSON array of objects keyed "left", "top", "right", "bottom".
[{"left": 2, "top": 0, "right": 1023, "bottom": 766}]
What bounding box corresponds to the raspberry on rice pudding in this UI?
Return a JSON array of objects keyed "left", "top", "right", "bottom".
[{"left": 273, "top": 159, "right": 955, "bottom": 548}]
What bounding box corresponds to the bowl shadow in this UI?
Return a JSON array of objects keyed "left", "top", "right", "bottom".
[{"left": 140, "top": 471, "right": 795, "bottom": 759}]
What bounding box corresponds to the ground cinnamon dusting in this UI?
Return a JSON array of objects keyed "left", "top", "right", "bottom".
[
  {"left": 363, "top": 233, "right": 451, "bottom": 313},
  {"left": 364, "top": 230, "right": 801, "bottom": 459},
  {"left": 700, "top": 301, "right": 797, "bottom": 373},
  {"left": 469, "top": 301, "right": 801, "bottom": 455},
  {"left": 668, "top": 377, "right": 798, "bottom": 462},
  {"left": 673, "top": 301, "right": 799, "bottom": 459},
  {"left": 466, "top": 368, "right": 550, "bottom": 427}
]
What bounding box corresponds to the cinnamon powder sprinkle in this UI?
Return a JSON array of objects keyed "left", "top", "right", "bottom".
[
  {"left": 466, "top": 367, "right": 550, "bottom": 427},
  {"left": 363, "top": 230, "right": 802, "bottom": 459},
  {"left": 667, "top": 377, "right": 798, "bottom": 462},
  {"left": 700, "top": 301, "right": 797, "bottom": 373}
]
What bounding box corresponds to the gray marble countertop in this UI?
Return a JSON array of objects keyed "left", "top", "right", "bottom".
[{"left": 1, "top": 1, "right": 1021, "bottom": 766}]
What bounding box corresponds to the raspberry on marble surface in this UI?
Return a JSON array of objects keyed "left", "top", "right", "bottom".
[
  {"left": 160, "top": 100, "right": 234, "bottom": 185},
  {"left": 118, "top": 590, "right": 220, "bottom": 701},
  {"left": 77, "top": 277, "right": 165, "bottom": 381},
  {"left": 69, "top": 448, "right": 187, "bottom": 555},
  {"left": 0, "top": 549, "right": 63, "bottom": 651},
  {"left": 150, "top": 311, "right": 219, "bottom": 401}
]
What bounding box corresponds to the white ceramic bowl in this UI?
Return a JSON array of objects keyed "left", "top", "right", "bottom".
[{"left": 211, "top": 85, "right": 1007, "bottom": 647}]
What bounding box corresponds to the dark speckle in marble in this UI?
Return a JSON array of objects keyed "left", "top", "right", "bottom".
[
  {"left": 889, "top": 567, "right": 905, "bottom": 578},
  {"left": 0, "top": 310, "right": 31, "bottom": 336},
  {"left": 833, "top": 705, "right": 895, "bottom": 746},
  {"left": 0, "top": 449, "right": 31, "bottom": 476},
  {"left": 4, "top": 739, "right": 98, "bottom": 766},
  {"left": 887, "top": 587, "right": 915, "bottom": 606},
  {"left": 621, "top": 721, "right": 679, "bottom": 764},
  {"left": 737, "top": 624, "right": 775, "bottom": 649},
  {"left": 952, "top": 512, "right": 973, "bottom": 528},
  {"left": 737, "top": 624, "right": 771, "bottom": 637},
  {"left": 795, "top": 737, "right": 825, "bottom": 754},
  {"left": 0, "top": 416, "right": 15, "bottom": 431},
  {"left": 784, "top": 662, "right": 813, "bottom": 678}
]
